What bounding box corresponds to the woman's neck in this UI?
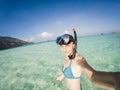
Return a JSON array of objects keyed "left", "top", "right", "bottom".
[{"left": 68, "top": 48, "right": 77, "bottom": 59}]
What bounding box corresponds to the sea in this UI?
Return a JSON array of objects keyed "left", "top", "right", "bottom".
[{"left": 0, "top": 34, "right": 120, "bottom": 90}]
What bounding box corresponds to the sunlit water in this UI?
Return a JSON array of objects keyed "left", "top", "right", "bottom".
[{"left": 0, "top": 34, "right": 120, "bottom": 90}]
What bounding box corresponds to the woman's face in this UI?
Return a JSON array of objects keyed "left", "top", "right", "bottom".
[{"left": 60, "top": 42, "right": 75, "bottom": 57}]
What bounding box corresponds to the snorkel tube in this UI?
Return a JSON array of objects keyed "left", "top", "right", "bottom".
[
  {"left": 73, "top": 28, "right": 77, "bottom": 49},
  {"left": 68, "top": 28, "right": 77, "bottom": 59}
]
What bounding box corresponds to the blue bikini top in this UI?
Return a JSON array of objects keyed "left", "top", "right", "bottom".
[{"left": 63, "top": 60, "right": 80, "bottom": 79}]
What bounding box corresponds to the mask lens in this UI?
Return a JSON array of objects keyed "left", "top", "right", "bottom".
[
  {"left": 56, "top": 37, "right": 64, "bottom": 45},
  {"left": 63, "top": 35, "right": 70, "bottom": 44},
  {"left": 56, "top": 35, "right": 71, "bottom": 45}
]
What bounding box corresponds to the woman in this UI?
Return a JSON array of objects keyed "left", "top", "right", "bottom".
[
  {"left": 55, "top": 29, "right": 83, "bottom": 90},
  {"left": 55, "top": 30, "right": 120, "bottom": 90}
]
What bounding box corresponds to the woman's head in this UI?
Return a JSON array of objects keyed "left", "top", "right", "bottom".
[{"left": 56, "top": 34, "right": 75, "bottom": 57}]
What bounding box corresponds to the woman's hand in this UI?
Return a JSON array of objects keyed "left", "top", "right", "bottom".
[{"left": 56, "top": 74, "right": 64, "bottom": 82}]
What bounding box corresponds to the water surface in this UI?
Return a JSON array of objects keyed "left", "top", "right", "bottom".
[{"left": 0, "top": 34, "right": 120, "bottom": 90}]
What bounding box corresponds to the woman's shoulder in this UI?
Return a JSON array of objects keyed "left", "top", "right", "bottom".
[
  {"left": 75, "top": 54, "right": 87, "bottom": 64},
  {"left": 75, "top": 53, "right": 83, "bottom": 59}
]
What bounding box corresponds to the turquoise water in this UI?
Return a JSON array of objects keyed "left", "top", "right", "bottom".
[{"left": 0, "top": 34, "right": 120, "bottom": 90}]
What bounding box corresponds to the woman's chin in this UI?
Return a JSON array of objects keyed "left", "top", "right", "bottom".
[
  {"left": 64, "top": 54, "right": 70, "bottom": 57},
  {"left": 64, "top": 52, "right": 72, "bottom": 57},
  {"left": 66, "top": 54, "right": 72, "bottom": 57}
]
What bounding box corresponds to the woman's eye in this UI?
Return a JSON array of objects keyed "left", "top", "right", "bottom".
[
  {"left": 60, "top": 45, "right": 64, "bottom": 48},
  {"left": 67, "top": 44, "right": 71, "bottom": 47}
]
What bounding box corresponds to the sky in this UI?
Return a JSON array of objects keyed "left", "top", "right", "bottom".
[{"left": 0, "top": 0, "right": 120, "bottom": 42}]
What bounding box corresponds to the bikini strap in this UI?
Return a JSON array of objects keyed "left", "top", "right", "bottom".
[{"left": 70, "top": 60, "right": 72, "bottom": 66}]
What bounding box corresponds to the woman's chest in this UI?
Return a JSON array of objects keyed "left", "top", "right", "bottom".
[{"left": 71, "top": 63, "right": 82, "bottom": 77}]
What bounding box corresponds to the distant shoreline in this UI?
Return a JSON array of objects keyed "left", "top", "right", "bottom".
[{"left": 0, "top": 36, "right": 33, "bottom": 50}]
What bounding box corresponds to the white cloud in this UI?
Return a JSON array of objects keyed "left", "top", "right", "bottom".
[
  {"left": 24, "top": 32, "right": 54, "bottom": 42},
  {"left": 38, "top": 32, "right": 53, "bottom": 38}
]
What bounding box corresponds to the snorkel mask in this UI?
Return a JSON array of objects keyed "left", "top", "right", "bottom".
[
  {"left": 56, "top": 29, "right": 77, "bottom": 59},
  {"left": 56, "top": 34, "right": 75, "bottom": 45}
]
